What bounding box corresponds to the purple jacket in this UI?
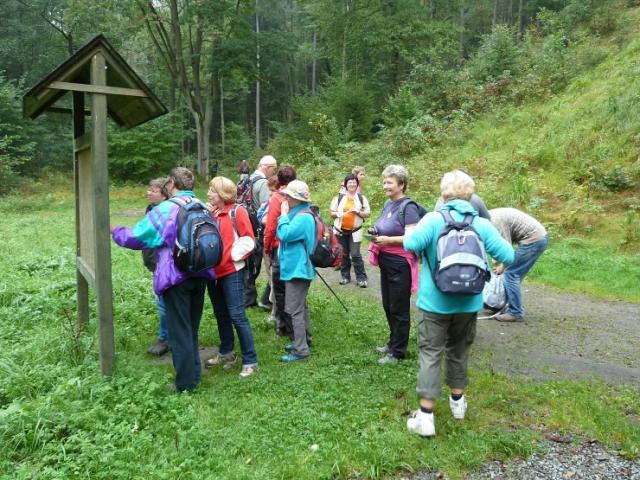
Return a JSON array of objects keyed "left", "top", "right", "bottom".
[{"left": 112, "top": 190, "right": 215, "bottom": 294}]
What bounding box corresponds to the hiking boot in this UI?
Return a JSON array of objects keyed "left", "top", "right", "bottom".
[
  {"left": 496, "top": 312, "right": 524, "bottom": 323},
  {"left": 239, "top": 364, "right": 257, "bottom": 378},
  {"left": 147, "top": 339, "right": 170, "bottom": 356},
  {"left": 449, "top": 395, "right": 467, "bottom": 420},
  {"left": 280, "top": 353, "right": 309, "bottom": 362},
  {"left": 339, "top": 277, "right": 350, "bottom": 285},
  {"left": 357, "top": 280, "right": 368, "bottom": 288},
  {"left": 407, "top": 410, "right": 435, "bottom": 437},
  {"left": 375, "top": 344, "right": 390, "bottom": 355},
  {"left": 205, "top": 352, "right": 237, "bottom": 368},
  {"left": 377, "top": 353, "right": 399, "bottom": 365}
]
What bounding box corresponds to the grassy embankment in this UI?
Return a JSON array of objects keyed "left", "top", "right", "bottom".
[{"left": 298, "top": 17, "right": 640, "bottom": 303}]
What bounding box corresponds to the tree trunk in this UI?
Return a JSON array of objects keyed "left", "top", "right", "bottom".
[
  {"left": 255, "top": 0, "right": 261, "bottom": 150},
  {"left": 459, "top": 1, "right": 465, "bottom": 59},
  {"left": 518, "top": 0, "right": 524, "bottom": 40},
  {"left": 220, "top": 76, "right": 225, "bottom": 165},
  {"left": 492, "top": 0, "right": 498, "bottom": 27},
  {"left": 311, "top": 30, "right": 317, "bottom": 93}
]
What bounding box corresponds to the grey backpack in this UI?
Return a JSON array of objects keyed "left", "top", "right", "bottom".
[{"left": 428, "top": 210, "right": 490, "bottom": 295}]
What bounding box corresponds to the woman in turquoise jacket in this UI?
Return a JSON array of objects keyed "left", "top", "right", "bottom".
[
  {"left": 276, "top": 180, "right": 316, "bottom": 362},
  {"left": 402, "top": 170, "right": 514, "bottom": 437}
]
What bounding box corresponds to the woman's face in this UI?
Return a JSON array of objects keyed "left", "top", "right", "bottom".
[
  {"left": 346, "top": 179, "right": 358, "bottom": 193},
  {"left": 382, "top": 176, "right": 403, "bottom": 199},
  {"left": 147, "top": 186, "right": 165, "bottom": 205},
  {"left": 356, "top": 171, "right": 365, "bottom": 184},
  {"left": 207, "top": 188, "right": 224, "bottom": 208}
]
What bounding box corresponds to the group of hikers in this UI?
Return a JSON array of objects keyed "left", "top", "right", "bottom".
[{"left": 111, "top": 156, "right": 548, "bottom": 437}]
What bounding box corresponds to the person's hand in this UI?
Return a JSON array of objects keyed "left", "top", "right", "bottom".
[
  {"left": 280, "top": 200, "right": 289, "bottom": 216},
  {"left": 110, "top": 225, "right": 116, "bottom": 234},
  {"left": 493, "top": 264, "right": 505, "bottom": 275},
  {"left": 375, "top": 235, "right": 392, "bottom": 246}
]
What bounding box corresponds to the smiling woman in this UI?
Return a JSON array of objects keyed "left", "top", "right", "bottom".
[{"left": 368, "top": 165, "right": 422, "bottom": 366}]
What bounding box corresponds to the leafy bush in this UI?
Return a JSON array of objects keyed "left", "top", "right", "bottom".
[
  {"left": 108, "top": 111, "right": 182, "bottom": 181},
  {"left": 0, "top": 76, "right": 35, "bottom": 195},
  {"left": 212, "top": 122, "right": 254, "bottom": 173},
  {"left": 469, "top": 25, "right": 520, "bottom": 84}
]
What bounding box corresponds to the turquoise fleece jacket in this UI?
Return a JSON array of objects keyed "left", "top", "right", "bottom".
[
  {"left": 276, "top": 203, "right": 317, "bottom": 281},
  {"left": 403, "top": 199, "right": 514, "bottom": 314}
]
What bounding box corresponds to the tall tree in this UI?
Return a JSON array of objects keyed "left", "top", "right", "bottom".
[{"left": 138, "top": 0, "right": 246, "bottom": 175}]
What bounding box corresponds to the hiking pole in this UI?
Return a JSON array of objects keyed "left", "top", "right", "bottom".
[{"left": 314, "top": 269, "right": 349, "bottom": 313}]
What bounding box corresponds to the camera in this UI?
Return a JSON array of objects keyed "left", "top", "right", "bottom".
[{"left": 367, "top": 226, "right": 378, "bottom": 236}]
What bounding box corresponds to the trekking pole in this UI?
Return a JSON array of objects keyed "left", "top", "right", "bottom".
[{"left": 314, "top": 269, "right": 349, "bottom": 313}]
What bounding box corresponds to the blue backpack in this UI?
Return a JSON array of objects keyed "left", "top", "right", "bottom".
[
  {"left": 427, "top": 210, "right": 490, "bottom": 295},
  {"left": 170, "top": 197, "right": 223, "bottom": 273}
]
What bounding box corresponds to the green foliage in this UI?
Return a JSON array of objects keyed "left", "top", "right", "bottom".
[
  {"left": 0, "top": 76, "right": 35, "bottom": 195},
  {"left": 469, "top": 25, "right": 520, "bottom": 84},
  {"left": 108, "top": 112, "right": 183, "bottom": 181},
  {"left": 213, "top": 122, "right": 254, "bottom": 172}
]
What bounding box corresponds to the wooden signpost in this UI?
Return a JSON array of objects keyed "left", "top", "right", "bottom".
[{"left": 23, "top": 35, "right": 167, "bottom": 375}]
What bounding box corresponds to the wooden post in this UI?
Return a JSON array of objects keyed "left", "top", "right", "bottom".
[
  {"left": 73, "top": 91, "right": 90, "bottom": 329},
  {"left": 91, "top": 52, "right": 115, "bottom": 376}
]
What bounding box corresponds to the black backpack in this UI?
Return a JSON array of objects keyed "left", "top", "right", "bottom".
[
  {"left": 236, "top": 176, "right": 264, "bottom": 235},
  {"left": 427, "top": 210, "right": 490, "bottom": 295},
  {"left": 397, "top": 197, "right": 428, "bottom": 226},
  {"left": 170, "top": 197, "right": 223, "bottom": 273}
]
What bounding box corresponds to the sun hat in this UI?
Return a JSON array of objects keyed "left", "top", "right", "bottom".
[{"left": 282, "top": 180, "right": 311, "bottom": 202}]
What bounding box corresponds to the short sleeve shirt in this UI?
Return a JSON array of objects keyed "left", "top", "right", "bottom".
[{"left": 374, "top": 198, "right": 421, "bottom": 236}]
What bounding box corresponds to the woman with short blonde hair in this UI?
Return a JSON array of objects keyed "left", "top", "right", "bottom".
[
  {"left": 208, "top": 176, "right": 238, "bottom": 204},
  {"left": 205, "top": 176, "right": 258, "bottom": 378},
  {"left": 439, "top": 170, "right": 475, "bottom": 201}
]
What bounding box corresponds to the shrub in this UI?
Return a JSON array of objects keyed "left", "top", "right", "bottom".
[
  {"left": 108, "top": 111, "right": 182, "bottom": 181},
  {"left": 469, "top": 25, "right": 520, "bottom": 84}
]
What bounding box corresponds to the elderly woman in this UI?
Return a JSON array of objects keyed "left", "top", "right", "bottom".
[
  {"left": 369, "top": 165, "right": 423, "bottom": 365},
  {"left": 330, "top": 174, "right": 371, "bottom": 287},
  {"left": 403, "top": 170, "right": 514, "bottom": 437},
  {"left": 276, "top": 180, "right": 317, "bottom": 362},
  {"left": 204, "top": 176, "right": 258, "bottom": 378}
]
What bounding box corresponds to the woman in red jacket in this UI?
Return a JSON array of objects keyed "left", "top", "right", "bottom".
[{"left": 205, "top": 176, "right": 258, "bottom": 378}]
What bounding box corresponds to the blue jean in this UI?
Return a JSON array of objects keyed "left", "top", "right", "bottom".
[
  {"left": 208, "top": 269, "right": 258, "bottom": 366},
  {"left": 503, "top": 236, "right": 549, "bottom": 317},
  {"left": 156, "top": 294, "right": 168, "bottom": 341},
  {"left": 164, "top": 278, "right": 207, "bottom": 391}
]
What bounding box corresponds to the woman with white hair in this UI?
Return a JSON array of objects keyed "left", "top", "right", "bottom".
[
  {"left": 369, "top": 165, "right": 423, "bottom": 366},
  {"left": 403, "top": 170, "right": 514, "bottom": 437}
]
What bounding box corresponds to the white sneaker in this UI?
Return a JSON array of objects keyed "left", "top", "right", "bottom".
[
  {"left": 406, "top": 410, "right": 435, "bottom": 437},
  {"left": 239, "top": 365, "right": 257, "bottom": 378},
  {"left": 449, "top": 395, "right": 467, "bottom": 419}
]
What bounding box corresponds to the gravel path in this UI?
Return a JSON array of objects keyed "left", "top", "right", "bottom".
[{"left": 321, "top": 262, "right": 640, "bottom": 479}]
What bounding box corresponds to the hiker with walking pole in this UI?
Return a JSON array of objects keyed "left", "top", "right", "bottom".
[{"left": 276, "top": 180, "right": 316, "bottom": 362}]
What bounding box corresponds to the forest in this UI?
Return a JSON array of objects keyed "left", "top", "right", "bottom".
[{"left": 1, "top": 1, "right": 640, "bottom": 478}]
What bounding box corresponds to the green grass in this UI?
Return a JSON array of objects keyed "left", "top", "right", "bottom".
[{"left": 0, "top": 188, "right": 639, "bottom": 479}]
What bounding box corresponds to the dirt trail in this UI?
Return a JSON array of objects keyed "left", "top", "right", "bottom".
[{"left": 323, "top": 263, "right": 640, "bottom": 386}]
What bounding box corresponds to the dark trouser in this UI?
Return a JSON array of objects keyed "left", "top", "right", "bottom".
[
  {"left": 379, "top": 252, "right": 411, "bottom": 359},
  {"left": 163, "top": 278, "right": 207, "bottom": 391},
  {"left": 271, "top": 249, "right": 293, "bottom": 338},
  {"left": 416, "top": 311, "right": 477, "bottom": 400},
  {"left": 207, "top": 269, "right": 258, "bottom": 366},
  {"left": 243, "top": 243, "right": 263, "bottom": 307},
  {"left": 338, "top": 231, "right": 366, "bottom": 282}
]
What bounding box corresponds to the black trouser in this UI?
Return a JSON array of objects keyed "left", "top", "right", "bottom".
[
  {"left": 338, "top": 231, "right": 366, "bottom": 282},
  {"left": 163, "top": 278, "right": 207, "bottom": 391},
  {"left": 243, "top": 240, "right": 263, "bottom": 307},
  {"left": 271, "top": 249, "right": 293, "bottom": 339},
  {"left": 379, "top": 252, "right": 411, "bottom": 359}
]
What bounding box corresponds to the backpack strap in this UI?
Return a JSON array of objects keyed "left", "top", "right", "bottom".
[
  {"left": 398, "top": 197, "right": 416, "bottom": 226},
  {"left": 229, "top": 204, "right": 240, "bottom": 238}
]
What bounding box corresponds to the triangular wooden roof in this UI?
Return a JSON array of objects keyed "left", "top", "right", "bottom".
[{"left": 23, "top": 34, "right": 167, "bottom": 129}]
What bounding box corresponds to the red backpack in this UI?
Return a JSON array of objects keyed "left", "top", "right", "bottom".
[{"left": 296, "top": 207, "right": 343, "bottom": 268}]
